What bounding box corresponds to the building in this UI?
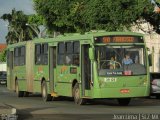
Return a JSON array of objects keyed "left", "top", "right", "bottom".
[
  {"left": 0, "top": 44, "right": 7, "bottom": 53},
  {"left": 0, "top": 44, "right": 7, "bottom": 71},
  {"left": 132, "top": 21, "right": 160, "bottom": 72},
  {"left": 145, "top": 34, "right": 160, "bottom": 72}
]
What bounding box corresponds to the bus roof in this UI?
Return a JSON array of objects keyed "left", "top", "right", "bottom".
[
  {"left": 35, "top": 31, "right": 143, "bottom": 42},
  {"left": 7, "top": 31, "right": 144, "bottom": 48}
]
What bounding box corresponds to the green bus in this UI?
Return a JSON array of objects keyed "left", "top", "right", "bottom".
[{"left": 7, "top": 31, "right": 150, "bottom": 105}]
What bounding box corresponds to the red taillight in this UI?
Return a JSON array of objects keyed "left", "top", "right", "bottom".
[{"left": 120, "top": 89, "right": 130, "bottom": 93}]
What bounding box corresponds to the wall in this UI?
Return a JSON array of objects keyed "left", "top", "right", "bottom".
[
  {"left": 145, "top": 34, "right": 160, "bottom": 72},
  {"left": 0, "top": 62, "right": 6, "bottom": 71}
]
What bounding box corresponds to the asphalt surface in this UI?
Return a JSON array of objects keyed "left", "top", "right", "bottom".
[{"left": 0, "top": 85, "right": 160, "bottom": 120}]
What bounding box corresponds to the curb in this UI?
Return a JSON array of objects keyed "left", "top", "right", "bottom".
[{"left": 0, "top": 104, "right": 17, "bottom": 120}]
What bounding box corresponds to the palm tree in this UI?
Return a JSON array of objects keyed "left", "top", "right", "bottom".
[{"left": 1, "top": 9, "right": 39, "bottom": 44}]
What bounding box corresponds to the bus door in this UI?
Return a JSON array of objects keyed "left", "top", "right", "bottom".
[
  {"left": 8, "top": 51, "right": 14, "bottom": 90},
  {"left": 81, "top": 44, "right": 91, "bottom": 97},
  {"left": 49, "top": 46, "right": 57, "bottom": 93}
]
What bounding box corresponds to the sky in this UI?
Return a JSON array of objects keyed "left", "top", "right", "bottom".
[{"left": 0, "top": 0, "right": 35, "bottom": 43}]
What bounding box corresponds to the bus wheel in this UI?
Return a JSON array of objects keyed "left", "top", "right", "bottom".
[
  {"left": 117, "top": 98, "right": 131, "bottom": 106},
  {"left": 15, "top": 81, "right": 24, "bottom": 97},
  {"left": 41, "top": 81, "right": 52, "bottom": 101},
  {"left": 156, "top": 94, "right": 160, "bottom": 99},
  {"left": 73, "top": 83, "right": 86, "bottom": 105},
  {"left": 23, "top": 92, "right": 29, "bottom": 97}
]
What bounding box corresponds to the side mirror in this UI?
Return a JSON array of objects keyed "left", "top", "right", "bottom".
[
  {"left": 89, "top": 48, "right": 95, "bottom": 60},
  {"left": 148, "top": 54, "right": 152, "bottom": 66}
]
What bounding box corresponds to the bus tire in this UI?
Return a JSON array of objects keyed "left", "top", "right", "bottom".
[
  {"left": 41, "top": 81, "right": 52, "bottom": 101},
  {"left": 23, "top": 91, "right": 29, "bottom": 97},
  {"left": 117, "top": 98, "right": 131, "bottom": 106},
  {"left": 73, "top": 83, "right": 86, "bottom": 105},
  {"left": 15, "top": 81, "right": 24, "bottom": 97},
  {"left": 156, "top": 94, "right": 160, "bottom": 99}
]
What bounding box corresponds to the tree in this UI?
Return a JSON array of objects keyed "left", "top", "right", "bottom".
[
  {"left": 28, "top": 14, "right": 44, "bottom": 25},
  {"left": 1, "top": 9, "right": 39, "bottom": 44},
  {"left": 33, "top": 0, "right": 77, "bottom": 33},
  {"left": 143, "top": 0, "right": 160, "bottom": 33},
  {"left": 33, "top": 0, "right": 160, "bottom": 34},
  {"left": 0, "top": 49, "right": 6, "bottom": 62}
]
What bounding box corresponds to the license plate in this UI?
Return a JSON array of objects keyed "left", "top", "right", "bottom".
[{"left": 0, "top": 81, "right": 6, "bottom": 84}]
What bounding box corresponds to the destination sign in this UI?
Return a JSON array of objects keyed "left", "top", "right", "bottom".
[{"left": 95, "top": 36, "right": 143, "bottom": 43}]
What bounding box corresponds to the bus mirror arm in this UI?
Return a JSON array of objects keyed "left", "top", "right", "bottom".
[{"left": 148, "top": 54, "right": 152, "bottom": 66}]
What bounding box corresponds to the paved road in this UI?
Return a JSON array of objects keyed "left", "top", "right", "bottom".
[{"left": 0, "top": 85, "right": 160, "bottom": 120}]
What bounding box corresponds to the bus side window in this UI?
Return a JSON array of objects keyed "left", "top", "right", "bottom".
[
  {"left": 41, "top": 44, "right": 48, "bottom": 65},
  {"left": 73, "top": 42, "right": 80, "bottom": 66},
  {"left": 20, "top": 46, "right": 25, "bottom": 65},
  {"left": 14, "top": 46, "right": 25, "bottom": 66},
  {"left": 14, "top": 48, "right": 19, "bottom": 66},
  {"left": 66, "top": 42, "right": 73, "bottom": 65},
  {"left": 58, "top": 42, "right": 65, "bottom": 65},
  {"left": 73, "top": 55, "right": 79, "bottom": 66},
  {"left": 35, "top": 44, "right": 41, "bottom": 65}
]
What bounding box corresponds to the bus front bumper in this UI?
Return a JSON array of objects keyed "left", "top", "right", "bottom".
[{"left": 91, "top": 86, "right": 150, "bottom": 98}]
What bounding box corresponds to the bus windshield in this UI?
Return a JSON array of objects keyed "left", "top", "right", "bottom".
[{"left": 95, "top": 45, "right": 147, "bottom": 76}]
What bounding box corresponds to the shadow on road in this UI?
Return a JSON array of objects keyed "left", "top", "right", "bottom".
[
  {"left": 1, "top": 85, "right": 160, "bottom": 107},
  {"left": 17, "top": 107, "right": 113, "bottom": 120},
  {"left": 26, "top": 93, "right": 160, "bottom": 106},
  {"left": 83, "top": 97, "right": 160, "bottom": 106}
]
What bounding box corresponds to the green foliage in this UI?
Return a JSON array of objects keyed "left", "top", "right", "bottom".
[
  {"left": 1, "top": 9, "right": 39, "bottom": 44},
  {"left": 34, "top": 0, "right": 74, "bottom": 33},
  {"left": 156, "top": 0, "right": 160, "bottom": 3},
  {"left": 142, "top": 0, "right": 160, "bottom": 33},
  {"left": 33, "top": 0, "right": 160, "bottom": 33},
  {"left": 28, "top": 14, "right": 44, "bottom": 25},
  {"left": 83, "top": 0, "right": 138, "bottom": 31},
  {"left": 0, "top": 50, "right": 6, "bottom": 62}
]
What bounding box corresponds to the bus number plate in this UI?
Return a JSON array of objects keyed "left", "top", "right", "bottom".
[{"left": 104, "top": 78, "right": 117, "bottom": 82}]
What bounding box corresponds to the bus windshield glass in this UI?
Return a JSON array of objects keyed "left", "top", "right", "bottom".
[{"left": 95, "top": 45, "right": 147, "bottom": 76}]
